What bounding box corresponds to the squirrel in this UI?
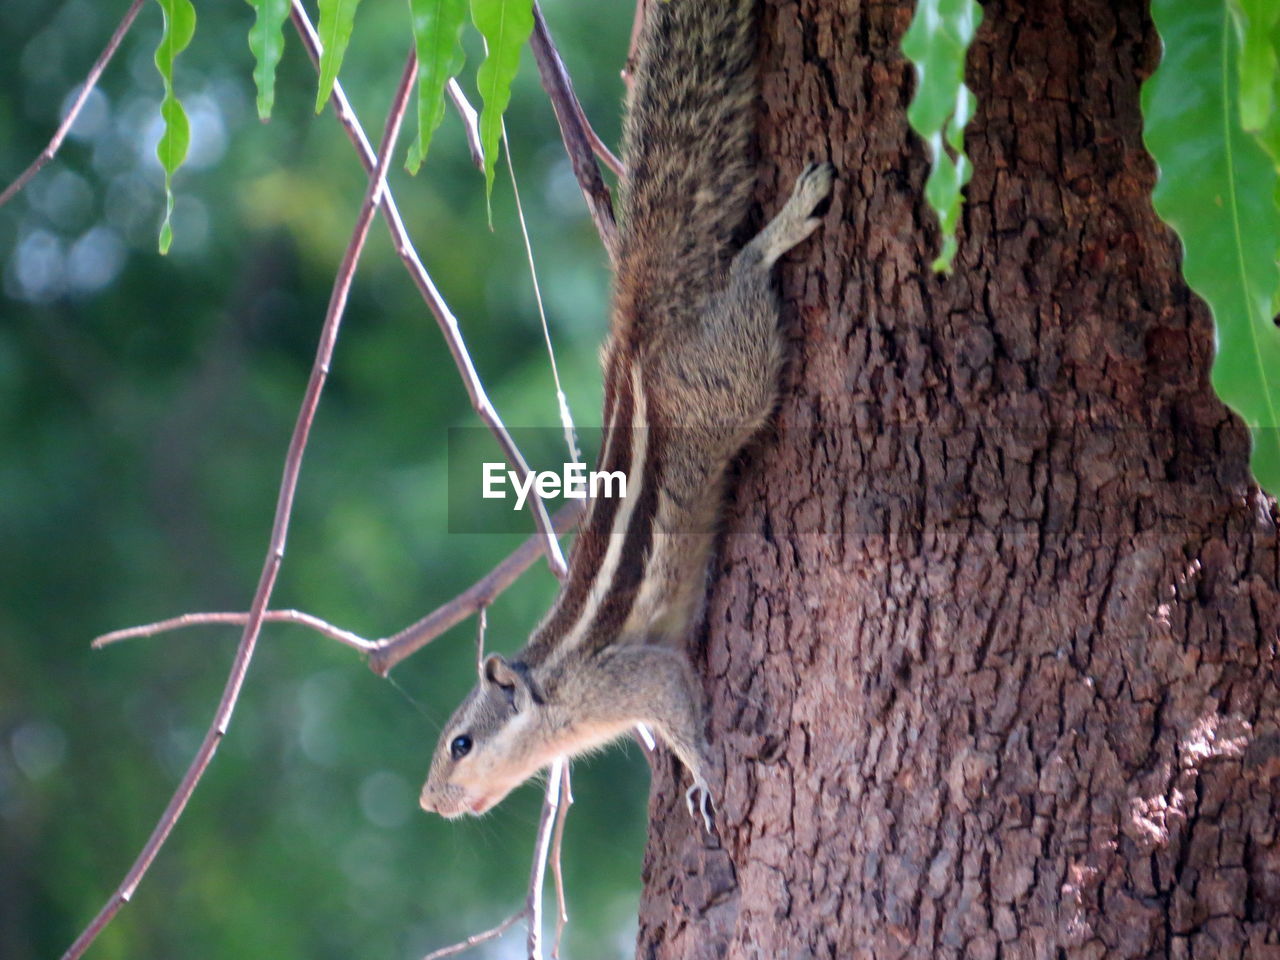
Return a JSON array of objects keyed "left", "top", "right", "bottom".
[{"left": 419, "top": 0, "right": 833, "bottom": 831}]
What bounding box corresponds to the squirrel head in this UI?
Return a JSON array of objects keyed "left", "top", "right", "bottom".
[{"left": 419, "top": 653, "right": 549, "bottom": 818}]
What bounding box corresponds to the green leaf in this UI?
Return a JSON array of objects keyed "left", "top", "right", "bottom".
[
  {"left": 154, "top": 0, "right": 195, "bottom": 255},
  {"left": 1228, "top": 0, "right": 1278, "bottom": 132},
  {"left": 901, "top": 0, "right": 982, "bottom": 272},
  {"left": 1145, "top": 0, "right": 1280, "bottom": 494},
  {"left": 1228, "top": 2, "right": 1280, "bottom": 182},
  {"left": 315, "top": 0, "right": 363, "bottom": 113},
  {"left": 245, "top": 0, "right": 291, "bottom": 121},
  {"left": 406, "top": 0, "right": 468, "bottom": 174},
  {"left": 470, "top": 0, "right": 533, "bottom": 211}
]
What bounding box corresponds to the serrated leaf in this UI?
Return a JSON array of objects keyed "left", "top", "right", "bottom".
[
  {"left": 406, "top": 0, "right": 468, "bottom": 174},
  {"left": 246, "top": 0, "right": 290, "bottom": 121},
  {"left": 1145, "top": 0, "right": 1280, "bottom": 494},
  {"left": 315, "top": 0, "right": 363, "bottom": 113},
  {"left": 471, "top": 0, "right": 533, "bottom": 212},
  {"left": 154, "top": 0, "right": 195, "bottom": 255},
  {"left": 901, "top": 0, "right": 981, "bottom": 272}
]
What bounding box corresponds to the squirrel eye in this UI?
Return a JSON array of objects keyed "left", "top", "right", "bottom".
[{"left": 449, "top": 735, "right": 472, "bottom": 761}]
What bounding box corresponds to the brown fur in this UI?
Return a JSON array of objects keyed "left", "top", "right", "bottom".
[{"left": 420, "top": 0, "right": 834, "bottom": 829}]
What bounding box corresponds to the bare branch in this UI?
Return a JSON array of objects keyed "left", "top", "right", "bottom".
[
  {"left": 0, "top": 0, "right": 145, "bottom": 209},
  {"left": 550, "top": 763, "right": 573, "bottom": 959},
  {"left": 621, "top": 0, "right": 651, "bottom": 92},
  {"left": 529, "top": 2, "right": 620, "bottom": 260},
  {"left": 91, "top": 500, "right": 583, "bottom": 676},
  {"left": 290, "top": 0, "right": 567, "bottom": 580},
  {"left": 60, "top": 51, "right": 418, "bottom": 960},
  {"left": 419, "top": 761, "right": 568, "bottom": 960},
  {"left": 527, "top": 757, "right": 565, "bottom": 960},
  {"left": 367, "top": 499, "right": 584, "bottom": 675},
  {"left": 447, "top": 79, "right": 485, "bottom": 172},
  {"left": 572, "top": 90, "right": 624, "bottom": 180},
  {"left": 41, "top": 5, "right": 594, "bottom": 956},
  {"left": 93, "top": 610, "right": 369, "bottom": 651},
  {"left": 474, "top": 604, "right": 488, "bottom": 678},
  {"left": 421, "top": 912, "right": 521, "bottom": 960}
]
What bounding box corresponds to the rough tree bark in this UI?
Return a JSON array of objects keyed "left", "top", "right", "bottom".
[{"left": 636, "top": 1, "right": 1280, "bottom": 958}]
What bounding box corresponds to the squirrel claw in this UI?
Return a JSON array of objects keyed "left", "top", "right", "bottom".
[
  {"left": 685, "top": 781, "right": 715, "bottom": 833},
  {"left": 794, "top": 161, "right": 835, "bottom": 212},
  {"left": 749, "top": 161, "right": 836, "bottom": 268}
]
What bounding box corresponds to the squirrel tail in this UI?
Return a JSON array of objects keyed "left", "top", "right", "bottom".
[{"left": 614, "top": 0, "right": 758, "bottom": 331}]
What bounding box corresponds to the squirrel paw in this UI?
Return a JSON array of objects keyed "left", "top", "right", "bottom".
[
  {"left": 790, "top": 162, "right": 836, "bottom": 242},
  {"left": 685, "top": 780, "right": 716, "bottom": 834},
  {"left": 793, "top": 161, "right": 836, "bottom": 217},
  {"left": 752, "top": 161, "right": 836, "bottom": 267}
]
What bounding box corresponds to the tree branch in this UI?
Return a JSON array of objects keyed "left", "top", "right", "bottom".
[
  {"left": 421, "top": 913, "right": 521, "bottom": 960},
  {"left": 290, "top": 0, "right": 567, "bottom": 579},
  {"left": 27, "top": 4, "right": 603, "bottom": 955},
  {"left": 572, "top": 87, "right": 625, "bottom": 180},
  {"left": 0, "top": 0, "right": 145, "bottom": 208},
  {"left": 92, "top": 500, "right": 586, "bottom": 675},
  {"left": 92, "top": 609, "right": 370, "bottom": 652},
  {"left": 621, "top": 0, "right": 650, "bottom": 92},
  {"left": 368, "top": 499, "right": 583, "bottom": 674},
  {"left": 525, "top": 756, "right": 564, "bottom": 960},
  {"left": 60, "top": 50, "right": 418, "bottom": 960},
  {"left": 530, "top": 8, "right": 625, "bottom": 183},
  {"left": 416, "top": 766, "right": 566, "bottom": 960},
  {"left": 446, "top": 79, "right": 485, "bottom": 172},
  {"left": 2, "top": 0, "right": 564, "bottom": 576},
  {"left": 529, "top": 1, "right": 620, "bottom": 260},
  {"left": 550, "top": 763, "right": 573, "bottom": 959}
]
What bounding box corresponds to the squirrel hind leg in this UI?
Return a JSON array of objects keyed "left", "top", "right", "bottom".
[{"left": 742, "top": 162, "right": 836, "bottom": 271}]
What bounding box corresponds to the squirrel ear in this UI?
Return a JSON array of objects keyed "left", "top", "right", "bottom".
[
  {"left": 483, "top": 654, "right": 542, "bottom": 708},
  {"left": 483, "top": 654, "right": 519, "bottom": 690}
]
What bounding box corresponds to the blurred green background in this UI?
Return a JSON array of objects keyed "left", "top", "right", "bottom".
[{"left": 0, "top": 1, "right": 649, "bottom": 957}]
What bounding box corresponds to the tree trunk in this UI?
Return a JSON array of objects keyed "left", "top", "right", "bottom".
[{"left": 636, "top": 1, "right": 1280, "bottom": 958}]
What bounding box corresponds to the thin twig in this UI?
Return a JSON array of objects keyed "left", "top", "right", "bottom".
[
  {"left": 571, "top": 91, "right": 624, "bottom": 180},
  {"left": 366, "top": 499, "right": 583, "bottom": 675},
  {"left": 550, "top": 763, "right": 573, "bottom": 959},
  {"left": 0, "top": 0, "right": 145, "bottom": 208},
  {"left": 48, "top": 6, "right": 590, "bottom": 956},
  {"left": 621, "top": 0, "right": 650, "bottom": 92},
  {"left": 527, "top": 757, "right": 564, "bottom": 960},
  {"left": 60, "top": 51, "right": 418, "bottom": 960},
  {"left": 419, "top": 761, "right": 565, "bottom": 960},
  {"left": 91, "top": 500, "right": 585, "bottom": 674},
  {"left": 529, "top": 2, "right": 619, "bottom": 260},
  {"left": 93, "top": 610, "right": 369, "bottom": 651},
  {"left": 446, "top": 79, "right": 484, "bottom": 172},
  {"left": 474, "top": 605, "right": 487, "bottom": 678},
  {"left": 290, "top": 0, "right": 567, "bottom": 580},
  {"left": 503, "top": 122, "right": 581, "bottom": 463},
  {"left": 421, "top": 912, "right": 521, "bottom": 960}
]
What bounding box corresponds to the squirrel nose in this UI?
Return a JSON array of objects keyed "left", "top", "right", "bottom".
[{"left": 418, "top": 786, "right": 435, "bottom": 813}]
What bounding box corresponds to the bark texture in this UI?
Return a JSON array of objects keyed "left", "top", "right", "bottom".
[{"left": 636, "top": 1, "right": 1280, "bottom": 958}]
